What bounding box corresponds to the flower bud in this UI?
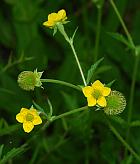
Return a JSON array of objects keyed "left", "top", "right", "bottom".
[
  {"left": 104, "top": 91, "right": 126, "bottom": 115},
  {"left": 17, "top": 69, "right": 43, "bottom": 91}
]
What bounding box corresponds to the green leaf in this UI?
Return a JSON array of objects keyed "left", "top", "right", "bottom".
[
  {"left": 135, "top": 45, "right": 140, "bottom": 56},
  {"left": 86, "top": 57, "right": 104, "bottom": 84},
  {"left": 107, "top": 32, "right": 134, "bottom": 49},
  {"left": 0, "top": 144, "right": 28, "bottom": 164},
  {"left": 0, "top": 124, "right": 20, "bottom": 136},
  {"left": 130, "top": 120, "right": 140, "bottom": 127},
  {"left": 0, "top": 145, "right": 4, "bottom": 159},
  {"left": 32, "top": 101, "right": 45, "bottom": 113},
  {"left": 105, "top": 80, "right": 116, "bottom": 87},
  {"left": 95, "top": 65, "right": 112, "bottom": 75},
  {"left": 47, "top": 98, "right": 53, "bottom": 117},
  {"left": 53, "top": 26, "right": 57, "bottom": 36},
  {"left": 70, "top": 27, "right": 78, "bottom": 43}
]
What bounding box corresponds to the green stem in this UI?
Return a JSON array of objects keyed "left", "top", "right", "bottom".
[
  {"left": 57, "top": 24, "right": 87, "bottom": 86},
  {"left": 125, "top": 55, "right": 139, "bottom": 155},
  {"left": 41, "top": 79, "right": 82, "bottom": 91},
  {"left": 52, "top": 106, "right": 88, "bottom": 121},
  {"left": 107, "top": 120, "right": 140, "bottom": 162},
  {"left": 109, "top": 0, "right": 139, "bottom": 158},
  {"left": 69, "top": 43, "right": 87, "bottom": 86},
  {"left": 127, "top": 56, "right": 139, "bottom": 124},
  {"left": 109, "top": 0, "right": 135, "bottom": 48},
  {"left": 94, "top": 7, "right": 102, "bottom": 62}
]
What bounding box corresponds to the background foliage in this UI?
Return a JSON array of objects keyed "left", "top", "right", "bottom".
[{"left": 0, "top": 0, "right": 140, "bottom": 163}]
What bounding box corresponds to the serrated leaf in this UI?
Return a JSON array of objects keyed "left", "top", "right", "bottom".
[
  {"left": 86, "top": 57, "right": 104, "bottom": 84},
  {"left": 107, "top": 32, "right": 134, "bottom": 49}
]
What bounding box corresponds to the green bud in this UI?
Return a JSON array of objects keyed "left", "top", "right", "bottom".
[
  {"left": 104, "top": 91, "right": 126, "bottom": 115},
  {"left": 18, "top": 69, "right": 43, "bottom": 91}
]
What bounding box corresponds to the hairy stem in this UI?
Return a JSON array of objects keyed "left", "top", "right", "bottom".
[
  {"left": 52, "top": 106, "right": 88, "bottom": 121},
  {"left": 41, "top": 79, "right": 82, "bottom": 91},
  {"left": 57, "top": 24, "right": 87, "bottom": 86},
  {"left": 69, "top": 43, "right": 87, "bottom": 86}
]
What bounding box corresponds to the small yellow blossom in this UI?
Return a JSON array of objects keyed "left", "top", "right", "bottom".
[
  {"left": 43, "top": 9, "right": 67, "bottom": 28},
  {"left": 82, "top": 80, "right": 111, "bottom": 107},
  {"left": 16, "top": 108, "right": 42, "bottom": 133}
]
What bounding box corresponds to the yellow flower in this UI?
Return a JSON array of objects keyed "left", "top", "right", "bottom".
[
  {"left": 82, "top": 80, "right": 111, "bottom": 107},
  {"left": 43, "top": 9, "right": 67, "bottom": 28},
  {"left": 16, "top": 108, "right": 42, "bottom": 133}
]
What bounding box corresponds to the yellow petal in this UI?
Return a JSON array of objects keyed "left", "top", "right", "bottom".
[
  {"left": 16, "top": 113, "right": 24, "bottom": 123},
  {"left": 82, "top": 86, "right": 93, "bottom": 97},
  {"left": 20, "top": 108, "right": 28, "bottom": 115},
  {"left": 43, "top": 21, "right": 54, "bottom": 27},
  {"left": 23, "top": 121, "right": 34, "bottom": 133},
  {"left": 57, "top": 9, "right": 67, "bottom": 20},
  {"left": 30, "top": 108, "right": 38, "bottom": 116},
  {"left": 48, "top": 13, "right": 59, "bottom": 21},
  {"left": 103, "top": 87, "right": 111, "bottom": 96},
  {"left": 33, "top": 116, "right": 42, "bottom": 125},
  {"left": 97, "top": 96, "right": 107, "bottom": 107},
  {"left": 92, "top": 80, "right": 104, "bottom": 89},
  {"left": 87, "top": 96, "right": 96, "bottom": 107}
]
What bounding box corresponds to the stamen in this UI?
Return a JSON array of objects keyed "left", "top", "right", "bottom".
[
  {"left": 26, "top": 113, "right": 34, "bottom": 121},
  {"left": 92, "top": 90, "right": 102, "bottom": 99}
]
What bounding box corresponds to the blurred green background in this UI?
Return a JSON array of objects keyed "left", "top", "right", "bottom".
[{"left": 0, "top": 0, "right": 140, "bottom": 163}]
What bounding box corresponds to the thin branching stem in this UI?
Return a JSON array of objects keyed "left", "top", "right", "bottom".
[
  {"left": 52, "top": 106, "right": 88, "bottom": 121},
  {"left": 57, "top": 24, "right": 87, "bottom": 86},
  {"left": 109, "top": 0, "right": 135, "bottom": 48},
  {"left": 41, "top": 79, "right": 82, "bottom": 91}
]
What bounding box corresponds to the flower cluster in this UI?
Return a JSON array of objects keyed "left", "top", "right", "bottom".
[
  {"left": 82, "top": 80, "right": 126, "bottom": 115},
  {"left": 16, "top": 9, "right": 127, "bottom": 134}
]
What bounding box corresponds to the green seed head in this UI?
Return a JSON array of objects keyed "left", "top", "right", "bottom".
[
  {"left": 104, "top": 91, "right": 126, "bottom": 115},
  {"left": 18, "top": 69, "right": 43, "bottom": 91}
]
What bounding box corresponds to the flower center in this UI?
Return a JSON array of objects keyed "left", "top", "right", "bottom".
[
  {"left": 26, "top": 113, "right": 34, "bottom": 121},
  {"left": 92, "top": 89, "right": 102, "bottom": 99}
]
